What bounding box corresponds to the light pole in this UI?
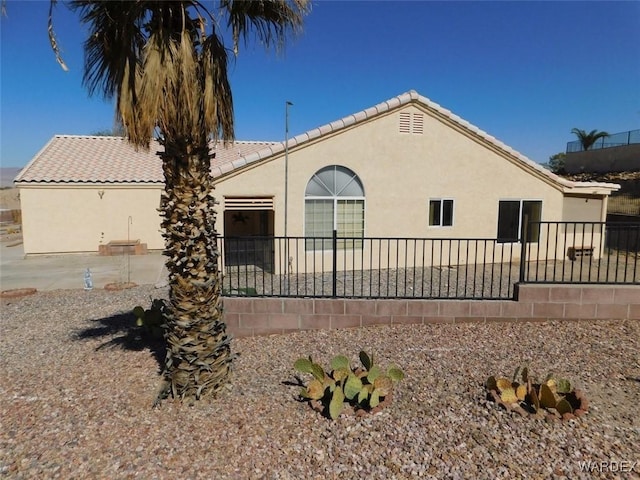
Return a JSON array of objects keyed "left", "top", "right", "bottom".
[
  {"left": 284, "top": 101, "right": 293, "bottom": 287},
  {"left": 284, "top": 101, "right": 293, "bottom": 239}
]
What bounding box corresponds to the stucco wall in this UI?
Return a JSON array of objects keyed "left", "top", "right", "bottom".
[
  {"left": 562, "top": 195, "right": 603, "bottom": 221},
  {"left": 216, "top": 106, "right": 566, "bottom": 240},
  {"left": 20, "top": 185, "right": 163, "bottom": 254},
  {"left": 20, "top": 105, "right": 608, "bottom": 255},
  {"left": 565, "top": 144, "right": 640, "bottom": 173}
]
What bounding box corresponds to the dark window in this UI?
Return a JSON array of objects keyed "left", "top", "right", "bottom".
[
  {"left": 429, "top": 199, "right": 454, "bottom": 227},
  {"left": 497, "top": 200, "right": 542, "bottom": 243}
]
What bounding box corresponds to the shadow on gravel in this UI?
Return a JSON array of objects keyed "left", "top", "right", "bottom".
[{"left": 74, "top": 311, "right": 166, "bottom": 371}]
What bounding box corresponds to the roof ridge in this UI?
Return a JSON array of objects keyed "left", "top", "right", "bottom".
[
  {"left": 54, "top": 134, "right": 128, "bottom": 139},
  {"left": 217, "top": 140, "right": 278, "bottom": 145}
]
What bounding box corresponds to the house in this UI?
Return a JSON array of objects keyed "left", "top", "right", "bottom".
[{"left": 16, "top": 90, "right": 619, "bottom": 270}]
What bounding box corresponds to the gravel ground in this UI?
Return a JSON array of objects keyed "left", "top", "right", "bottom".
[{"left": 1, "top": 286, "right": 639, "bottom": 479}]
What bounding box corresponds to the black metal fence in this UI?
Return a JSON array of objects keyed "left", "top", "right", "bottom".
[
  {"left": 566, "top": 129, "right": 640, "bottom": 153},
  {"left": 220, "top": 221, "right": 639, "bottom": 300},
  {"left": 220, "top": 233, "right": 520, "bottom": 299},
  {"left": 608, "top": 194, "right": 640, "bottom": 217},
  {"left": 521, "top": 221, "right": 639, "bottom": 284}
]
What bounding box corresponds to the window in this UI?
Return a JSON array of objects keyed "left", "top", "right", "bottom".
[
  {"left": 497, "top": 200, "right": 542, "bottom": 243},
  {"left": 429, "top": 199, "right": 454, "bottom": 227},
  {"left": 305, "top": 165, "right": 364, "bottom": 250}
]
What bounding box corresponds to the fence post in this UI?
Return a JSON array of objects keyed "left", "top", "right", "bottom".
[
  {"left": 519, "top": 215, "right": 529, "bottom": 283},
  {"left": 332, "top": 230, "right": 337, "bottom": 298}
]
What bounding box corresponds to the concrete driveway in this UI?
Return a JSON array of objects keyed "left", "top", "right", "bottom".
[{"left": 0, "top": 238, "right": 168, "bottom": 292}]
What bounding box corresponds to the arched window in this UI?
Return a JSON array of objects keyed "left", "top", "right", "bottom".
[{"left": 304, "top": 165, "right": 365, "bottom": 250}]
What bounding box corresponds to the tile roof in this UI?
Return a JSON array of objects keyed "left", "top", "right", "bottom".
[
  {"left": 15, "top": 90, "right": 619, "bottom": 194},
  {"left": 15, "top": 136, "right": 277, "bottom": 184}
]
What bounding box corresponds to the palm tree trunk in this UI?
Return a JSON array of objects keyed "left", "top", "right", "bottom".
[{"left": 157, "top": 138, "right": 233, "bottom": 403}]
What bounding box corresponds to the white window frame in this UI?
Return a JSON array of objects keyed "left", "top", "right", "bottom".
[
  {"left": 428, "top": 198, "right": 454, "bottom": 227},
  {"left": 304, "top": 166, "right": 365, "bottom": 251}
]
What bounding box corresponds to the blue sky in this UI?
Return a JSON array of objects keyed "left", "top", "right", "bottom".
[{"left": 1, "top": 1, "right": 639, "bottom": 168}]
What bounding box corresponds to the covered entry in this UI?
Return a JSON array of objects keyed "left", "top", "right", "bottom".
[{"left": 223, "top": 197, "right": 275, "bottom": 272}]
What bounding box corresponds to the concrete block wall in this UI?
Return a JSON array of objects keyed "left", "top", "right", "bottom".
[
  {"left": 564, "top": 144, "right": 640, "bottom": 173},
  {"left": 223, "top": 284, "right": 639, "bottom": 338}
]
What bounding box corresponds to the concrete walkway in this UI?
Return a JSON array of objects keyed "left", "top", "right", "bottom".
[{"left": 0, "top": 238, "right": 168, "bottom": 292}]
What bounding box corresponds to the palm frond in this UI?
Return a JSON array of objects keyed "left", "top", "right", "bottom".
[
  {"left": 202, "top": 32, "right": 234, "bottom": 143},
  {"left": 223, "top": 0, "right": 309, "bottom": 55},
  {"left": 571, "top": 127, "right": 610, "bottom": 150},
  {"left": 48, "top": 0, "right": 69, "bottom": 71},
  {"left": 67, "top": 0, "right": 308, "bottom": 147}
]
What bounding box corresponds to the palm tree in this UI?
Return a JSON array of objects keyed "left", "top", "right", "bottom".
[
  {"left": 571, "top": 128, "right": 610, "bottom": 151},
  {"left": 60, "top": 0, "right": 308, "bottom": 404}
]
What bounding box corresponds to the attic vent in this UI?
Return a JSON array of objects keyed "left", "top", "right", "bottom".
[
  {"left": 399, "top": 112, "right": 424, "bottom": 135},
  {"left": 412, "top": 113, "right": 424, "bottom": 134},
  {"left": 399, "top": 112, "right": 411, "bottom": 134},
  {"left": 224, "top": 197, "right": 274, "bottom": 210}
]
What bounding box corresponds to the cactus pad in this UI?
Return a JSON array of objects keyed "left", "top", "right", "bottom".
[
  {"left": 329, "top": 386, "right": 345, "bottom": 419},
  {"left": 306, "top": 379, "right": 325, "bottom": 400},
  {"left": 344, "top": 374, "right": 363, "bottom": 400},
  {"left": 556, "top": 398, "right": 573, "bottom": 415},
  {"left": 486, "top": 376, "right": 498, "bottom": 391},
  {"left": 539, "top": 383, "right": 557, "bottom": 409},
  {"left": 373, "top": 376, "right": 393, "bottom": 397},
  {"left": 331, "top": 355, "right": 350, "bottom": 371},
  {"left": 516, "top": 385, "right": 527, "bottom": 401},
  {"left": 528, "top": 385, "right": 540, "bottom": 412},
  {"left": 332, "top": 368, "right": 350, "bottom": 383},
  {"left": 359, "top": 351, "right": 373, "bottom": 370},
  {"left": 500, "top": 387, "right": 518, "bottom": 404},
  {"left": 367, "top": 365, "right": 382, "bottom": 383},
  {"left": 370, "top": 389, "right": 381, "bottom": 408},
  {"left": 496, "top": 378, "right": 512, "bottom": 392},
  {"left": 387, "top": 367, "right": 405, "bottom": 382},
  {"left": 556, "top": 378, "right": 572, "bottom": 394}
]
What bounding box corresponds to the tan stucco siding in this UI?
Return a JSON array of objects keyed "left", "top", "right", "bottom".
[
  {"left": 19, "top": 105, "right": 609, "bottom": 258},
  {"left": 562, "top": 196, "right": 603, "bottom": 222},
  {"left": 216, "top": 105, "right": 566, "bottom": 241},
  {"left": 20, "top": 185, "right": 163, "bottom": 254}
]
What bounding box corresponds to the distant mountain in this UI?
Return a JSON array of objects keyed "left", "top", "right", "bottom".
[{"left": 0, "top": 168, "right": 22, "bottom": 188}]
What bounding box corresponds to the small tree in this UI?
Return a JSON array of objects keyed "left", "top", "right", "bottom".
[
  {"left": 91, "top": 123, "right": 126, "bottom": 137},
  {"left": 571, "top": 128, "right": 609, "bottom": 151},
  {"left": 545, "top": 152, "right": 566, "bottom": 174}
]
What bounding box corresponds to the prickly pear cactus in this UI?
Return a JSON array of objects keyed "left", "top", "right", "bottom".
[
  {"left": 293, "top": 350, "right": 405, "bottom": 420},
  {"left": 132, "top": 299, "right": 166, "bottom": 339},
  {"left": 485, "top": 366, "right": 588, "bottom": 421}
]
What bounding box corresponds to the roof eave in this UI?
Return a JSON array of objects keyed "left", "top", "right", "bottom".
[
  {"left": 15, "top": 180, "right": 163, "bottom": 187},
  {"left": 560, "top": 181, "right": 621, "bottom": 195}
]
